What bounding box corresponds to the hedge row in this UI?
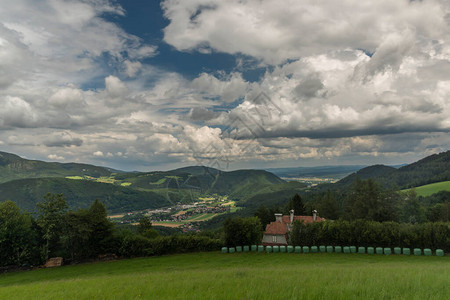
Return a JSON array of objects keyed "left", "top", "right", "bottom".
[
  {"left": 290, "top": 220, "right": 450, "bottom": 252},
  {"left": 119, "top": 234, "right": 222, "bottom": 257}
]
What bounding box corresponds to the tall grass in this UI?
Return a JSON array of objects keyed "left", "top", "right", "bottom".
[{"left": 0, "top": 252, "right": 448, "bottom": 299}]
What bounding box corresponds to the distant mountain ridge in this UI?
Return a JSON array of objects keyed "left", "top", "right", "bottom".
[
  {"left": 0, "top": 151, "right": 117, "bottom": 184},
  {"left": 266, "top": 165, "right": 367, "bottom": 179},
  {"left": 335, "top": 150, "right": 450, "bottom": 189},
  {"left": 0, "top": 151, "right": 286, "bottom": 213},
  {"left": 2, "top": 150, "right": 449, "bottom": 215},
  {"left": 114, "top": 167, "right": 284, "bottom": 197}
]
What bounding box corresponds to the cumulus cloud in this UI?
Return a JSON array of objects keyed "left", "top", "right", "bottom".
[
  {"left": 190, "top": 72, "right": 248, "bottom": 102},
  {"left": 48, "top": 154, "right": 65, "bottom": 160},
  {"left": 123, "top": 60, "right": 142, "bottom": 77},
  {"left": 0, "top": 96, "right": 37, "bottom": 128},
  {"left": 0, "top": 0, "right": 156, "bottom": 90},
  {"left": 293, "top": 76, "right": 325, "bottom": 100},
  {"left": 48, "top": 86, "right": 85, "bottom": 108},
  {"left": 44, "top": 132, "right": 83, "bottom": 147},
  {"left": 105, "top": 75, "right": 128, "bottom": 99},
  {"left": 162, "top": 0, "right": 448, "bottom": 64},
  {"left": 93, "top": 151, "right": 104, "bottom": 157}
]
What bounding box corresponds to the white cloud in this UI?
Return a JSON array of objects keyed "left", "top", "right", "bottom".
[
  {"left": 162, "top": 0, "right": 450, "bottom": 64},
  {"left": 127, "top": 45, "right": 157, "bottom": 59},
  {"left": 48, "top": 154, "right": 65, "bottom": 160},
  {"left": 0, "top": 0, "right": 156, "bottom": 90},
  {"left": 124, "top": 60, "right": 142, "bottom": 77},
  {"left": 105, "top": 75, "right": 128, "bottom": 99},
  {"left": 0, "top": 96, "right": 36, "bottom": 128},
  {"left": 48, "top": 86, "right": 85, "bottom": 108},
  {"left": 190, "top": 72, "right": 248, "bottom": 102},
  {"left": 93, "top": 151, "right": 104, "bottom": 157}
]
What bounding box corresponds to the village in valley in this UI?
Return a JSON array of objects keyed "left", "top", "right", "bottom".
[{"left": 109, "top": 195, "right": 238, "bottom": 232}]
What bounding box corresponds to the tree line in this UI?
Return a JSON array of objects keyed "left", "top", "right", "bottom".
[
  {"left": 0, "top": 193, "right": 221, "bottom": 268},
  {"left": 306, "top": 178, "right": 449, "bottom": 223}
]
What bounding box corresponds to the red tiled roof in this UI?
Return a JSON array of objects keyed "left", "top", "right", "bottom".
[
  {"left": 264, "top": 221, "right": 287, "bottom": 235},
  {"left": 264, "top": 214, "right": 325, "bottom": 235},
  {"left": 281, "top": 215, "right": 325, "bottom": 224}
]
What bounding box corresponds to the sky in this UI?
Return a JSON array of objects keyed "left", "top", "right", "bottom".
[{"left": 0, "top": 0, "right": 449, "bottom": 171}]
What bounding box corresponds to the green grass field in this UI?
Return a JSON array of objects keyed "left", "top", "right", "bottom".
[
  {"left": 0, "top": 252, "right": 448, "bottom": 299},
  {"left": 65, "top": 176, "right": 84, "bottom": 180},
  {"left": 403, "top": 181, "right": 450, "bottom": 197}
]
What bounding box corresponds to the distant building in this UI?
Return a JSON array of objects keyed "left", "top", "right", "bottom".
[{"left": 261, "top": 210, "right": 325, "bottom": 246}]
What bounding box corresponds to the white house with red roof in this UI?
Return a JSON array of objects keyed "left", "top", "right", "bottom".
[{"left": 261, "top": 210, "right": 325, "bottom": 246}]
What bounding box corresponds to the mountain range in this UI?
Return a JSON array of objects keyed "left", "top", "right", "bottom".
[
  {"left": 332, "top": 150, "right": 450, "bottom": 190},
  {"left": 1, "top": 150, "right": 449, "bottom": 214},
  {"left": 0, "top": 151, "right": 287, "bottom": 213}
]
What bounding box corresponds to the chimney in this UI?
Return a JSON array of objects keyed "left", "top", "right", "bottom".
[
  {"left": 313, "top": 210, "right": 317, "bottom": 221},
  {"left": 275, "top": 213, "right": 282, "bottom": 223},
  {"left": 289, "top": 210, "right": 294, "bottom": 224}
]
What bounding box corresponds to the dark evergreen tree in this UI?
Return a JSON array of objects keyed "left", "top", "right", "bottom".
[
  {"left": 64, "top": 209, "right": 92, "bottom": 260},
  {"left": 287, "top": 193, "right": 305, "bottom": 215},
  {"left": 137, "top": 216, "right": 159, "bottom": 239},
  {"left": 399, "top": 189, "right": 425, "bottom": 223},
  {"left": 254, "top": 205, "right": 277, "bottom": 230},
  {"left": 343, "top": 178, "right": 398, "bottom": 222},
  {"left": 36, "top": 193, "right": 68, "bottom": 260},
  {"left": 318, "top": 190, "right": 340, "bottom": 219},
  {"left": 88, "top": 199, "right": 114, "bottom": 255}
]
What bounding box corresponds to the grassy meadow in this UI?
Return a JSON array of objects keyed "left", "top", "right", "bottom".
[
  {"left": 0, "top": 252, "right": 449, "bottom": 299},
  {"left": 402, "top": 181, "right": 450, "bottom": 197}
]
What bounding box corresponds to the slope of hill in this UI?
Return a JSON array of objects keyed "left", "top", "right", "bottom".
[
  {"left": 114, "top": 168, "right": 285, "bottom": 198},
  {"left": 0, "top": 151, "right": 116, "bottom": 184},
  {"left": 335, "top": 165, "right": 397, "bottom": 188},
  {"left": 172, "top": 166, "right": 222, "bottom": 177},
  {"left": 240, "top": 181, "right": 308, "bottom": 210},
  {"left": 388, "top": 151, "right": 450, "bottom": 188},
  {"left": 210, "top": 169, "right": 285, "bottom": 198},
  {"left": 0, "top": 151, "right": 289, "bottom": 213},
  {"left": 402, "top": 181, "right": 450, "bottom": 197},
  {"left": 0, "top": 177, "right": 169, "bottom": 213},
  {"left": 334, "top": 150, "right": 450, "bottom": 190}
]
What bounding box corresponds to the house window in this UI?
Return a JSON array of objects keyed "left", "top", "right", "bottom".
[{"left": 272, "top": 235, "right": 277, "bottom": 243}]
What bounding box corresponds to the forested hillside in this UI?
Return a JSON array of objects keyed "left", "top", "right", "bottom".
[
  {"left": 0, "top": 151, "right": 115, "bottom": 184},
  {"left": 0, "top": 151, "right": 288, "bottom": 214},
  {"left": 1, "top": 150, "right": 449, "bottom": 223},
  {"left": 117, "top": 168, "right": 284, "bottom": 196},
  {"left": 0, "top": 178, "right": 169, "bottom": 213},
  {"left": 334, "top": 151, "right": 450, "bottom": 189},
  {"left": 211, "top": 170, "right": 285, "bottom": 198}
]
